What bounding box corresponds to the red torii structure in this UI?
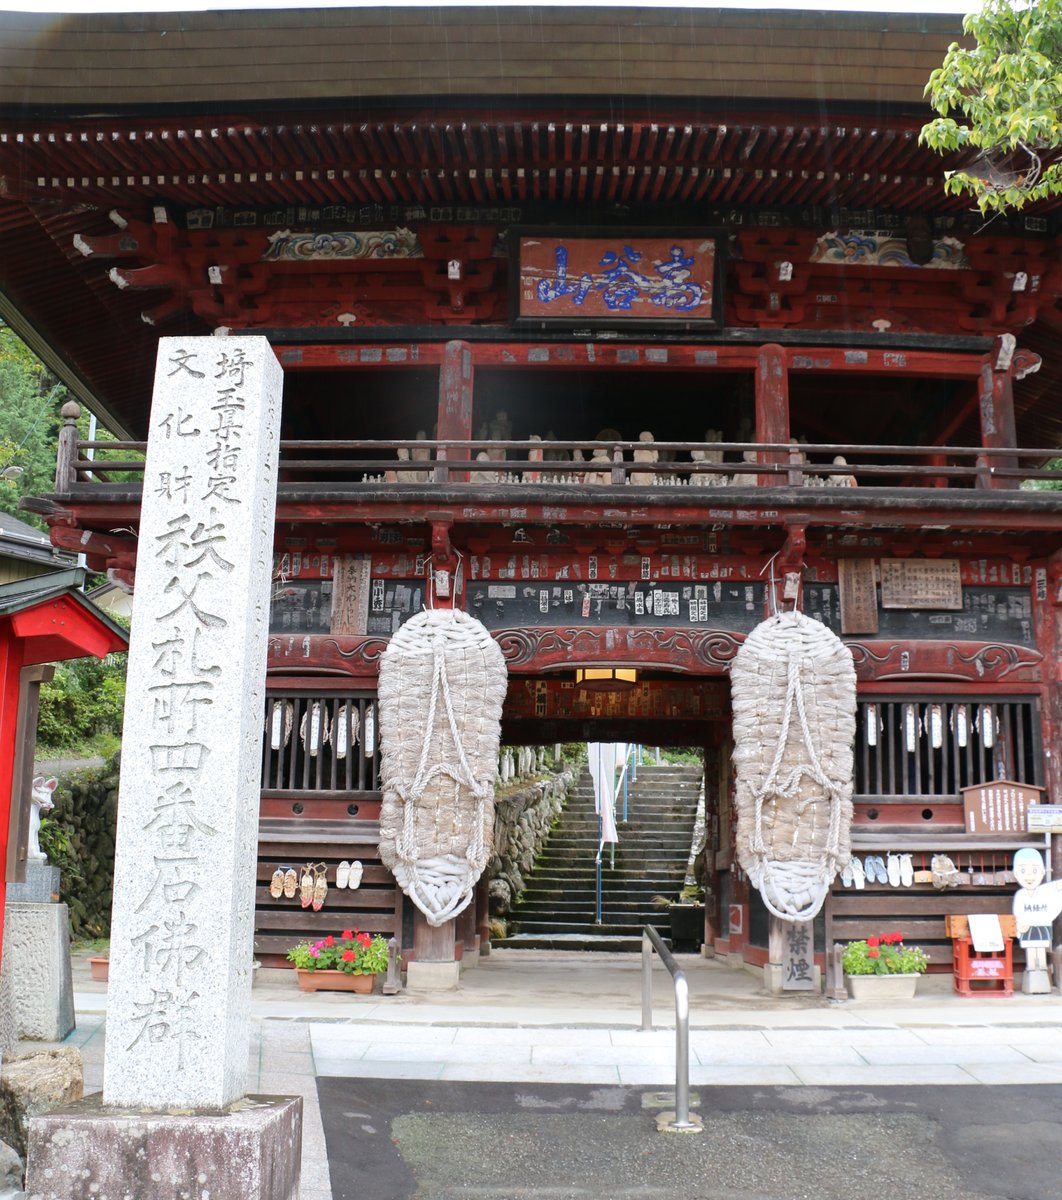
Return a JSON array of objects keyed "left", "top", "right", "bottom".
[{"left": 0, "top": 568, "right": 128, "bottom": 973}]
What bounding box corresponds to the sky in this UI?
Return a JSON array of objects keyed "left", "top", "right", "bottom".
[{"left": 0, "top": 1, "right": 980, "bottom": 13}]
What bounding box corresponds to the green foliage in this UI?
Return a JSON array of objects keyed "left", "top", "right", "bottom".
[
  {"left": 842, "top": 932, "right": 929, "bottom": 976},
  {"left": 0, "top": 323, "right": 138, "bottom": 524},
  {"left": 287, "top": 929, "right": 391, "bottom": 974},
  {"left": 1023, "top": 456, "right": 1062, "bottom": 490},
  {"left": 0, "top": 326, "right": 65, "bottom": 528},
  {"left": 922, "top": 0, "right": 1062, "bottom": 212},
  {"left": 559, "top": 742, "right": 587, "bottom": 766},
  {"left": 37, "top": 643, "right": 128, "bottom": 753}
]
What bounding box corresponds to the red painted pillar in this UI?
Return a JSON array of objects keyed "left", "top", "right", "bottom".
[
  {"left": 0, "top": 629, "right": 25, "bottom": 974},
  {"left": 977, "top": 358, "right": 1019, "bottom": 490},
  {"left": 755, "top": 343, "right": 790, "bottom": 487},
  {"left": 438, "top": 340, "right": 474, "bottom": 484}
]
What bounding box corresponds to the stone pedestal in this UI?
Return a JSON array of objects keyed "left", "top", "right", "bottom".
[
  {"left": 6, "top": 864, "right": 60, "bottom": 905},
  {"left": 0, "top": 957, "right": 16, "bottom": 1059},
  {"left": 1022, "top": 968, "right": 1052, "bottom": 994},
  {"left": 26, "top": 1093, "right": 302, "bottom": 1200},
  {"left": 0, "top": 903, "right": 74, "bottom": 1042},
  {"left": 405, "top": 960, "right": 461, "bottom": 991}
]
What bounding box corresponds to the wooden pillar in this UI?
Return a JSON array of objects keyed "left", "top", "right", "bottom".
[
  {"left": 977, "top": 358, "right": 1019, "bottom": 490},
  {"left": 702, "top": 738, "right": 723, "bottom": 954},
  {"left": 0, "top": 631, "right": 22, "bottom": 976},
  {"left": 53, "top": 400, "right": 81, "bottom": 492},
  {"left": 437, "top": 339, "right": 474, "bottom": 483},
  {"left": 475, "top": 875, "right": 490, "bottom": 956},
  {"left": 412, "top": 910, "right": 457, "bottom": 964},
  {"left": 755, "top": 343, "right": 789, "bottom": 487},
  {"left": 459, "top": 899, "right": 479, "bottom": 964}
]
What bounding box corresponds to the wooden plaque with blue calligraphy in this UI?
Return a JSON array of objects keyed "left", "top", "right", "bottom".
[{"left": 517, "top": 234, "right": 719, "bottom": 327}]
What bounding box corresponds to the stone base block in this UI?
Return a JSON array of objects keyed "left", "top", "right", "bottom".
[
  {"left": 1, "top": 904, "right": 74, "bottom": 1042},
  {"left": 26, "top": 1093, "right": 302, "bottom": 1200},
  {"left": 1022, "top": 968, "right": 1052, "bottom": 994},
  {"left": 405, "top": 960, "right": 460, "bottom": 991},
  {"left": 0, "top": 958, "right": 16, "bottom": 1059},
  {"left": 764, "top": 963, "right": 821, "bottom": 995},
  {"left": 6, "top": 865, "right": 61, "bottom": 905}
]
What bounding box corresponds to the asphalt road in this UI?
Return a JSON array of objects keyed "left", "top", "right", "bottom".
[{"left": 318, "top": 1077, "right": 1062, "bottom": 1199}]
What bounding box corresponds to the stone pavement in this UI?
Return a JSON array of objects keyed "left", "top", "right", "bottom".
[{"left": 43, "top": 948, "right": 1062, "bottom": 1199}]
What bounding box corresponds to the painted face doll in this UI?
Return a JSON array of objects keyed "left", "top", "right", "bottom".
[{"left": 1012, "top": 848, "right": 1062, "bottom": 974}]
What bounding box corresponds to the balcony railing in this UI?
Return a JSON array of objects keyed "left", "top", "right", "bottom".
[{"left": 55, "top": 431, "right": 1062, "bottom": 494}]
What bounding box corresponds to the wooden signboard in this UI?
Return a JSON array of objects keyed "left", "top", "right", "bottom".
[
  {"left": 962, "top": 780, "right": 1044, "bottom": 834},
  {"left": 880, "top": 558, "right": 963, "bottom": 610},
  {"left": 516, "top": 232, "right": 719, "bottom": 327},
  {"left": 330, "top": 554, "right": 372, "bottom": 636},
  {"left": 837, "top": 558, "right": 879, "bottom": 635}
]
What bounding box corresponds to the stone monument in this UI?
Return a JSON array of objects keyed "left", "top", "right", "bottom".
[{"left": 25, "top": 336, "right": 302, "bottom": 1199}]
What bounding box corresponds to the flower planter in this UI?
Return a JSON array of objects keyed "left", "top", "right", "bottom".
[
  {"left": 669, "top": 904, "right": 705, "bottom": 951},
  {"left": 845, "top": 973, "right": 921, "bottom": 1001},
  {"left": 295, "top": 968, "right": 377, "bottom": 993},
  {"left": 88, "top": 956, "right": 109, "bottom": 983}
]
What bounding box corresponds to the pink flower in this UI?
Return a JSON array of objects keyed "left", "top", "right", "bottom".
[{"left": 309, "top": 947, "right": 321, "bottom": 958}]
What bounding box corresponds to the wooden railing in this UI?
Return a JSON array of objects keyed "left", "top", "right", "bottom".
[{"left": 54, "top": 427, "right": 1062, "bottom": 495}]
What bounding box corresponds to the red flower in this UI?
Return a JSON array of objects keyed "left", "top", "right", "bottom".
[
  {"left": 341, "top": 949, "right": 356, "bottom": 962},
  {"left": 890, "top": 931, "right": 903, "bottom": 944},
  {"left": 341, "top": 929, "right": 354, "bottom": 939},
  {"left": 356, "top": 932, "right": 371, "bottom": 948},
  {"left": 324, "top": 936, "right": 334, "bottom": 947},
  {"left": 868, "top": 948, "right": 881, "bottom": 958},
  {"left": 866, "top": 936, "right": 880, "bottom": 948}
]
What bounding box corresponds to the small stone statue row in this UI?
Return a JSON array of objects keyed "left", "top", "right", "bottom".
[
  {"left": 498, "top": 745, "right": 548, "bottom": 785},
  {"left": 385, "top": 421, "right": 858, "bottom": 487}
]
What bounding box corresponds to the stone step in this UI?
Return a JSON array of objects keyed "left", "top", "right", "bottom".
[
  {"left": 508, "top": 921, "right": 672, "bottom": 940},
  {"left": 493, "top": 933, "right": 667, "bottom": 953}
]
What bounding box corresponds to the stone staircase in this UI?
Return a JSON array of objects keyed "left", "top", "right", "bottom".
[{"left": 496, "top": 763, "right": 703, "bottom": 952}]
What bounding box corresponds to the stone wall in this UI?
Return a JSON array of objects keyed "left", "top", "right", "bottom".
[
  {"left": 37, "top": 754, "right": 119, "bottom": 941},
  {"left": 488, "top": 762, "right": 577, "bottom": 917}
]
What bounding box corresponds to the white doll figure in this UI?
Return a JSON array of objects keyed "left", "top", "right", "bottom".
[
  {"left": 731, "top": 449, "right": 759, "bottom": 488},
  {"left": 1012, "top": 847, "right": 1062, "bottom": 990},
  {"left": 28, "top": 775, "right": 57, "bottom": 862},
  {"left": 630, "top": 431, "right": 658, "bottom": 486}
]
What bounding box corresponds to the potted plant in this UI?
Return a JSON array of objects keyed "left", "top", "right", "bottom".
[
  {"left": 842, "top": 931, "right": 928, "bottom": 1000},
  {"left": 287, "top": 928, "right": 390, "bottom": 993},
  {"left": 661, "top": 884, "right": 705, "bottom": 951}
]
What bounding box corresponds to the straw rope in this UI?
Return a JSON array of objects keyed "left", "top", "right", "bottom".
[
  {"left": 378, "top": 608, "right": 507, "bottom": 926},
  {"left": 731, "top": 610, "right": 856, "bottom": 921}
]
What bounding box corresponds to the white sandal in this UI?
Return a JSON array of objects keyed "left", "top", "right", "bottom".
[
  {"left": 899, "top": 853, "right": 914, "bottom": 887},
  {"left": 336, "top": 860, "right": 350, "bottom": 889},
  {"left": 348, "top": 860, "right": 364, "bottom": 890},
  {"left": 851, "top": 857, "right": 866, "bottom": 890}
]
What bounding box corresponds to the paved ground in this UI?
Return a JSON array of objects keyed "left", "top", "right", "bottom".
[{"left": 47, "top": 948, "right": 1062, "bottom": 1199}]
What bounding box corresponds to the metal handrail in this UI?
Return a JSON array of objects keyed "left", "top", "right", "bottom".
[{"left": 641, "top": 924, "right": 701, "bottom": 1133}]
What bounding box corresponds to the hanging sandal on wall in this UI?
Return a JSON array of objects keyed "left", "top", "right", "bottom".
[
  {"left": 336, "top": 860, "right": 351, "bottom": 889},
  {"left": 899, "top": 853, "right": 914, "bottom": 887},
  {"left": 283, "top": 867, "right": 298, "bottom": 899},
  {"left": 300, "top": 863, "right": 315, "bottom": 909},
  {"left": 348, "top": 860, "right": 364, "bottom": 890},
  {"left": 851, "top": 857, "right": 866, "bottom": 890},
  {"left": 269, "top": 867, "right": 285, "bottom": 899},
  {"left": 886, "top": 853, "right": 901, "bottom": 887},
  {"left": 311, "top": 863, "right": 329, "bottom": 913}
]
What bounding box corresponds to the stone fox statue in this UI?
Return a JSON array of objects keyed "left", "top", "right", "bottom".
[{"left": 28, "top": 775, "right": 57, "bottom": 862}]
